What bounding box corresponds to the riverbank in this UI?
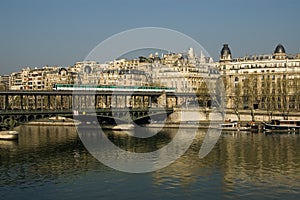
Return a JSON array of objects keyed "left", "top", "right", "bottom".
[
  {"left": 20, "top": 108, "right": 300, "bottom": 130},
  {"left": 144, "top": 121, "right": 223, "bottom": 129},
  {"left": 24, "top": 116, "right": 80, "bottom": 126},
  {"left": 22, "top": 117, "right": 250, "bottom": 130}
]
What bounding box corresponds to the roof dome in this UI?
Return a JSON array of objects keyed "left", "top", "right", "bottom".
[
  {"left": 221, "top": 44, "right": 231, "bottom": 56},
  {"left": 274, "top": 44, "right": 285, "bottom": 54},
  {"left": 220, "top": 44, "right": 232, "bottom": 61}
]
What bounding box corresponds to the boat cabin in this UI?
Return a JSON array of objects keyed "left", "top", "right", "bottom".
[
  {"left": 220, "top": 121, "right": 239, "bottom": 128},
  {"left": 270, "top": 119, "right": 300, "bottom": 126}
]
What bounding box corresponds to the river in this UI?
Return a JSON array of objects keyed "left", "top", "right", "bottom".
[{"left": 0, "top": 125, "right": 299, "bottom": 200}]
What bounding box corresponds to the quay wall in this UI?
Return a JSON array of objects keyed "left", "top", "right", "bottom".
[{"left": 168, "top": 108, "right": 300, "bottom": 122}]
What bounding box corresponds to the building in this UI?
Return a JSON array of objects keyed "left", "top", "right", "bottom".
[
  {"left": 9, "top": 68, "right": 29, "bottom": 90},
  {"left": 149, "top": 49, "right": 221, "bottom": 107},
  {"left": 216, "top": 44, "right": 300, "bottom": 116},
  {"left": 0, "top": 74, "right": 10, "bottom": 90},
  {"left": 9, "top": 66, "right": 73, "bottom": 90},
  {"left": 6, "top": 48, "right": 222, "bottom": 109}
]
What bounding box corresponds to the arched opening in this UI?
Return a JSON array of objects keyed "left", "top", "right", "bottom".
[{"left": 84, "top": 65, "right": 92, "bottom": 74}]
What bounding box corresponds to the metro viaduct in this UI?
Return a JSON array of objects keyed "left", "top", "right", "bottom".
[{"left": 0, "top": 90, "right": 212, "bottom": 129}]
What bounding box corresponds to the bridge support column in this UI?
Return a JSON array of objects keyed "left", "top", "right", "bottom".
[
  {"left": 132, "top": 95, "right": 135, "bottom": 108},
  {"left": 72, "top": 95, "right": 75, "bottom": 110},
  {"left": 20, "top": 95, "right": 23, "bottom": 110},
  {"left": 147, "top": 96, "right": 151, "bottom": 108},
  {"left": 47, "top": 95, "right": 50, "bottom": 110},
  {"left": 34, "top": 95, "right": 37, "bottom": 110},
  {"left": 95, "top": 95, "right": 98, "bottom": 109},
  {"left": 5, "top": 94, "right": 8, "bottom": 110},
  {"left": 113, "top": 95, "right": 117, "bottom": 108},
  {"left": 106, "top": 95, "right": 111, "bottom": 108},
  {"left": 69, "top": 95, "right": 72, "bottom": 109},
  {"left": 11, "top": 95, "right": 14, "bottom": 110},
  {"left": 60, "top": 95, "right": 63, "bottom": 110},
  {"left": 157, "top": 92, "right": 167, "bottom": 108},
  {"left": 139, "top": 96, "right": 145, "bottom": 108},
  {"left": 41, "top": 95, "right": 44, "bottom": 110}
]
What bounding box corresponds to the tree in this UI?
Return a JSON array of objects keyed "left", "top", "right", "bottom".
[{"left": 233, "top": 76, "right": 242, "bottom": 125}]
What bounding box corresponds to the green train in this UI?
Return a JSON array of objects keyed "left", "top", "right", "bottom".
[{"left": 52, "top": 84, "right": 176, "bottom": 93}]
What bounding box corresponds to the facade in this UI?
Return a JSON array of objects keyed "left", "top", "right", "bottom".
[
  {"left": 4, "top": 45, "right": 300, "bottom": 114},
  {"left": 216, "top": 44, "right": 300, "bottom": 115},
  {"left": 151, "top": 49, "right": 218, "bottom": 93},
  {"left": 5, "top": 48, "right": 220, "bottom": 109},
  {"left": 70, "top": 60, "right": 150, "bottom": 86},
  {"left": 9, "top": 66, "right": 74, "bottom": 90},
  {"left": 10, "top": 68, "right": 29, "bottom": 90},
  {"left": 6, "top": 48, "right": 221, "bottom": 109},
  {"left": 0, "top": 75, "right": 10, "bottom": 90}
]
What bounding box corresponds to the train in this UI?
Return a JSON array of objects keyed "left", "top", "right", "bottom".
[{"left": 52, "top": 84, "right": 176, "bottom": 93}]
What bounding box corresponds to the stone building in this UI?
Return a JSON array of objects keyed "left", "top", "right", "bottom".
[
  {"left": 44, "top": 67, "right": 75, "bottom": 90},
  {"left": 71, "top": 60, "right": 150, "bottom": 86},
  {"left": 216, "top": 44, "right": 300, "bottom": 115},
  {"left": 10, "top": 68, "right": 29, "bottom": 90},
  {"left": 7, "top": 48, "right": 221, "bottom": 110},
  {"left": 9, "top": 66, "right": 73, "bottom": 90},
  {"left": 149, "top": 49, "right": 221, "bottom": 107},
  {"left": 0, "top": 75, "right": 10, "bottom": 90}
]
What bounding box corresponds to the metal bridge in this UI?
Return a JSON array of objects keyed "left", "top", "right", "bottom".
[{"left": 0, "top": 90, "right": 210, "bottom": 129}]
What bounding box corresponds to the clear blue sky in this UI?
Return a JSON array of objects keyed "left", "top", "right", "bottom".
[{"left": 0, "top": 0, "right": 299, "bottom": 74}]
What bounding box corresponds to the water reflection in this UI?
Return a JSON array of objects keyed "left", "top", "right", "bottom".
[
  {"left": 79, "top": 127, "right": 174, "bottom": 153},
  {"left": 0, "top": 126, "right": 299, "bottom": 199},
  {"left": 77, "top": 126, "right": 196, "bottom": 173},
  {"left": 152, "top": 132, "right": 300, "bottom": 198},
  {"left": 219, "top": 133, "right": 300, "bottom": 198},
  {"left": 0, "top": 126, "right": 107, "bottom": 189}
]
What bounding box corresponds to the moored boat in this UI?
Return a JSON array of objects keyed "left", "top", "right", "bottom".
[
  {"left": 111, "top": 124, "right": 135, "bottom": 131},
  {"left": 0, "top": 130, "right": 18, "bottom": 140},
  {"left": 219, "top": 121, "right": 251, "bottom": 132},
  {"left": 247, "top": 121, "right": 261, "bottom": 132},
  {"left": 263, "top": 119, "right": 300, "bottom": 133}
]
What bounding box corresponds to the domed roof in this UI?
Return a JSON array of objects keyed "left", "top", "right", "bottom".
[
  {"left": 153, "top": 55, "right": 161, "bottom": 62},
  {"left": 221, "top": 44, "right": 231, "bottom": 56},
  {"left": 274, "top": 44, "right": 285, "bottom": 54}
]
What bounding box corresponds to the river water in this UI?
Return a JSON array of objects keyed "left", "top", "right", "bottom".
[{"left": 0, "top": 125, "right": 299, "bottom": 200}]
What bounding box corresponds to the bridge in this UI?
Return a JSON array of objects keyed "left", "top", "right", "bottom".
[{"left": 0, "top": 90, "right": 211, "bottom": 129}]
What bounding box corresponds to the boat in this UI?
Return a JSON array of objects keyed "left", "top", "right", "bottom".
[
  {"left": 111, "top": 124, "right": 135, "bottom": 131},
  {"left": 100, "top": 124, "right": 135, "bottom": 131},
  {"left": 0, "top": 130, "right": 18, "bottom": 140},
  {"left": 247, "top": 121, "right": 261, "bottom": 132},
  {"left": 219, "top": 121, "right": 251, "bottom": 132},
  {"left": 26, "top": 117, "right": 81, "bottom": 126},
  {"left": 263, "top": 119, "right": 300, "bottom": 133}
]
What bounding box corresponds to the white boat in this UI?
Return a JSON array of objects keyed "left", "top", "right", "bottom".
[
  {"left": 219, "top": 122, "right": 251, "bottom": 132},
  {"left": 112, "top": 124, "right": 135, "bottom": 131},
  {"left": 0, "top": 130, "right": 18, "bottom": 140},
  {"left": 263, "top": 119, "right": 300, "bottom": 133}
]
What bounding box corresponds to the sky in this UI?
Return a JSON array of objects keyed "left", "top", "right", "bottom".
[{"left": 0, "top": 0, "right": 299, "bottom": 74}]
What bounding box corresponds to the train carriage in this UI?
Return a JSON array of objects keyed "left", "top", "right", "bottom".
[{"left": 52, "top": 84, "right": 176, "bottom": 93}]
